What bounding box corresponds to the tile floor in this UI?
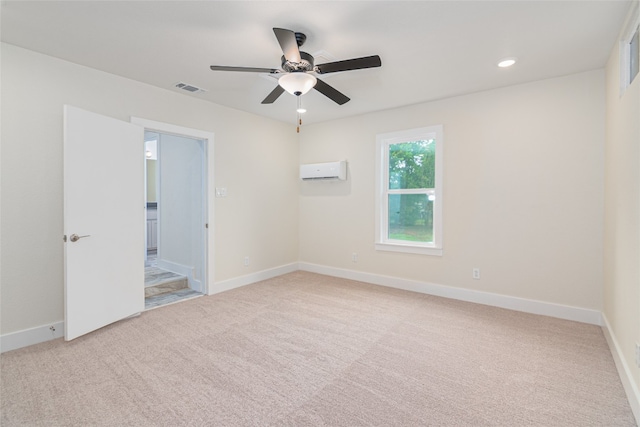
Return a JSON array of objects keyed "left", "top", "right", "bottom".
[
  {"left": 145, "top": 288, "right": 202, "bottom": 310},
  {"left": 144, "top": 251, "right": 203, "bottom": 310}
]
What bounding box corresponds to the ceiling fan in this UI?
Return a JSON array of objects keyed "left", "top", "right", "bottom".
[{"left": 210, "top": 27, "right": 382, "bottom": 106}]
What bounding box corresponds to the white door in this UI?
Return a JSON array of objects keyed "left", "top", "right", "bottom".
[{"left": 63, "top": 105, "right": 144, "bottom": 341}]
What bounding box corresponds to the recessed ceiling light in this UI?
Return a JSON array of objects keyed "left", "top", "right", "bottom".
[{"left": 497, "top": 57, "right": 517, "bottom": 68}]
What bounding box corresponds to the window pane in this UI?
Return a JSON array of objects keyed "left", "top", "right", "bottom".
[
  {"left": 631, "top": 27, "right": 639, "bottom": 83},
  {"left": 388, "top": 193, "right": 433, "bottom": 243},
  {"left": 388, "top": 140, "right": 435, "bottom": 189}
]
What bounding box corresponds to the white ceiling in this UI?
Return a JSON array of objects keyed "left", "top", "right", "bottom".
[{"left": 1, "top": 1, "right": 632, "bottom": 125}]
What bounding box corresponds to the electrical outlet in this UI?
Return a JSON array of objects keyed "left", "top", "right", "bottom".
[
  {"left": 352, "top": 252, "right": 358, "bottom": 263},
  {"left": 635, "top": 343, "right": 640, "bottom": 368},
  {"left": 472, "top": 268, "right": 480, "bottom": 280},
  {"left": 243, "top": 256, "right": 249, "bottom": 267}
]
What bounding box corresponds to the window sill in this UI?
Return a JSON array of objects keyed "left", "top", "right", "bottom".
[{"left": 375, "top": 242, "right": 443, "bottom": 256}]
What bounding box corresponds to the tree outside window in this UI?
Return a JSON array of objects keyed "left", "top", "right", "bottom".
[{"left": 388, "top": 140, "right": 435, "bottom": 243}]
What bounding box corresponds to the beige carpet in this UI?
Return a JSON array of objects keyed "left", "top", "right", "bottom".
[{"left": 1, "top": 271, "right": 636, "bottom": 426}]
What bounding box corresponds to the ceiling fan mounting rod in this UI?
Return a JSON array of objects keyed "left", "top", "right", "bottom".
[{"left": 294, "top": 32, "right": 307, "bottom": 47}]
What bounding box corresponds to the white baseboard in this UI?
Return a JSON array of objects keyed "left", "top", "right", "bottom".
[
  {"left": 1, "top": 321, "right": 64, "bottom": 353},
  {"left": 0, "top": 262, "right": 604, "bottom": 354},
  {"left": 210, "top": 262, "right": 299, "bottom": 295},
  {"left": 156, "top": 259, "right": 193, "bottom": 279},
  {"left": 299, "top": 262, "right": 603, "bottom": 325},
  {"left": 601, "top": 314, "right": 640, "bottom": 424},
  {"left": 156, "top": 259, "right": 201, "bottom": 292}
]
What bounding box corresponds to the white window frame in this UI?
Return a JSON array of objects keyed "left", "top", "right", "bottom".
[
  {"left": 375, "top": 125, "right": 443, "bottom": 256},
  {"left": 620, "top": 1, "right": 640, "bottom": 94}
]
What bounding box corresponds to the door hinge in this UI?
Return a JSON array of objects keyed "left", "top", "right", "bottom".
[{"left": 205, "top": 223, "right": 209, "bottom": 229}]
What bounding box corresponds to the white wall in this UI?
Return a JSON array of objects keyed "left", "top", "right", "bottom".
[
  {"left": 146, "top": 159, "right": 157, "bottom": 202},
  {"left": 604, "top": 0, "right": 640, "bottom": 408},
  {"left": 157, "top": 133, "right": 204, "bottom": 278},
  {"left": 299, "top": 70, "right": 605, "bottom": 310},
  {"left": 0, "top": 40, "right": 616, "bottom": 346},
  {"left": 0, "top": 43, "right": 300, "bottom": 335}
]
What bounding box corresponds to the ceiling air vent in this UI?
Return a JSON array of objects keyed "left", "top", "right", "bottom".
[{"left": 174, "top": 82, "right": 207, "bottom": 94}]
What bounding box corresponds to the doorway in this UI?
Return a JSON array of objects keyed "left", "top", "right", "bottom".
[{"left": 143, "top": 130, "right": 208, "bottom": 309}]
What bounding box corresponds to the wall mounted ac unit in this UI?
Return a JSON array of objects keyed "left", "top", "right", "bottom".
[{"left": 300, "top": 161, "right": 347, "bottom": 181}]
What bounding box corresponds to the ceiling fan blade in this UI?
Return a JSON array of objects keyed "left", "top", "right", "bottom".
[
  {"left": 210, "top": 65, "right": 279, "bottom": 73},
  {"left": 315, "top": 55, "right": 382, "bottom": 74},
  {"left": 261, "top": 85, "right": 286, "bottom": 104},
  {"left": 313, "top": 78, "right": 350, "bottom": 105},
  {"left": 273, "top": 28, "right": 301, "bottom": 63}
]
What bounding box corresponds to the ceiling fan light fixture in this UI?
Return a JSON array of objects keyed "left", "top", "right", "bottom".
[{"left": 279, "top": 72, "right": 317, "bottom": 96}]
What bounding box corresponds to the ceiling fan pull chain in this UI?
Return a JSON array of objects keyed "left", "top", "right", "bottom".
[{"left": 296, "top": 96, "right": 303, "bottom": 133}]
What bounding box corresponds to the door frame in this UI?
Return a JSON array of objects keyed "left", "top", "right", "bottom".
[{"left": 132, "top": 117, "right": 214, "bottom": 296}]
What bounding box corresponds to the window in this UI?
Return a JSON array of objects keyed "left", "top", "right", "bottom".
[
  {"left": 630, "top": 25, "right": 639, "bottom": 84},
  {"left": 376, "top": 125, "right": 443, "bottom": 256}
]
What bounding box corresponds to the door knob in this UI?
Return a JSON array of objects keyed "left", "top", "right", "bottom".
[{"left": 69, "top": 233, "right": 90, "bottom": 242}]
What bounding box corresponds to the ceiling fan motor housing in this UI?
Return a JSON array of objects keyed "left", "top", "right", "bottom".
[{"left": 281, "top": 51, "right": 315, "bottom": 72}]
